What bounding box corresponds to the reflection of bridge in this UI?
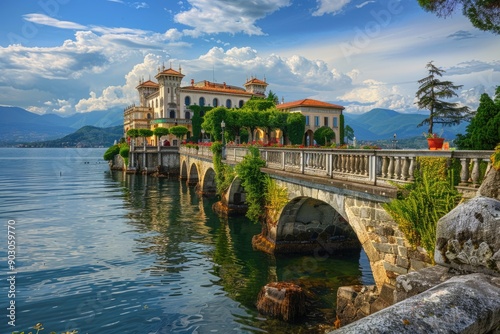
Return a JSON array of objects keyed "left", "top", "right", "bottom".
[{"left": 179, "top": 146, "right": 492, "bottom": 290}]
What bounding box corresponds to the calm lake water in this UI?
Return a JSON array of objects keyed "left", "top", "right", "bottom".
[{"left": 0, "top": 148, "right": 373, "bottom": 334}]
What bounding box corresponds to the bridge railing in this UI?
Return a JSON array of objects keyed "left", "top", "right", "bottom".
[{"left": 180, "top": 146, "right": 493, "bottom": 190}]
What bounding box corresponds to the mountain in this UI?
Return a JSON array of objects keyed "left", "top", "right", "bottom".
[
  {"left": 18, "top": 125, "right": 124, "bottom": 148},
  {"left": 343, "top": 108, "right": 468, "bottom": 141},
  {"left": 0, "top": 106, "right": 123, "bottom": 145}
]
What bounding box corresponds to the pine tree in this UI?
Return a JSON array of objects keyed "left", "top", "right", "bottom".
[
  {"left": 456, "top": 89, "right": 500, "bottom": 150},
  {"left": 416, "top": 61, "right": 471, "bottom": 135}
]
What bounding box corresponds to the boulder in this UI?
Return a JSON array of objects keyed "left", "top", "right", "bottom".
[
  {"left": 255, "top": 282, "right": 306, "bottom": 322},
  {"left": 435, "top": 196, "right": 500, "bottom": 275}
]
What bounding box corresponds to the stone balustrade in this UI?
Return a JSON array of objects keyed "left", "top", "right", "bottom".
[{"left": 180, "top": 146, "right": 493, "bottom": 191}]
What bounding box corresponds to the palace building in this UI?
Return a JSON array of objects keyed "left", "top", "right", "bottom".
[
  {"left": 124, "top": 64, "right": 344, "bottom": 146},
  {"left": 124, "top": 65, "right": 268, "bottom": 145}
]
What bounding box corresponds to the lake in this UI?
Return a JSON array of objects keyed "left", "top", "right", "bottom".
[{"left": 0, "top": 148, "right": 373, "bottom": 334}]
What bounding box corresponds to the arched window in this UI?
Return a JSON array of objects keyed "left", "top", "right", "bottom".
[
  {"left": 226, "top": 99, "right": 232, "bottom": 108},
  {"left": 147, "top": 113, "right": 151, "bottom": 119},
  {"left": 185, "top": 111, "right": 191, "bottom": 119},
  {"left": 169, "top": 110, "right": 176, "bottom": 118},
  {"left": 160, "top": 97, "right": 163, "bottom": 107},
  {"left": 185, "top": 96, "right": 191, "bottom": 106},
  {"left": 212, "top": 98, "right": 219, "bottom": 107},
  {"left": 156, "top": 99, "right": 158, "bottom": 108},
  {"left": 239, "top": 100, "right": 245, "bottom": 108},
  {"left": 199, "top": 97, "right": 205, "bottom": 107}
]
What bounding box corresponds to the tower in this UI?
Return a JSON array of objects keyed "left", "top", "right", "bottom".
[{"left": 155, "top": 64, "right": 185, "bottom": 119}]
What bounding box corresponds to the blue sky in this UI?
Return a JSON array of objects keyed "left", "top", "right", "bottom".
[{"left": 0, "top": 0, "right": 498, "bottom": 115}]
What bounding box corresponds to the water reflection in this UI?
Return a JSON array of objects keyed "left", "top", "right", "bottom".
[{"left": 110, "top": 171, "right": 374, "bottom": 332}]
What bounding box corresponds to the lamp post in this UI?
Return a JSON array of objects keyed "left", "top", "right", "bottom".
[
  {"left": 392, "top": 133, "right": 398, "bottom": 149},
  {"left": 201, "top": 129, "right": 205, "bottom": 143},
  {"left": 221, "top": 120, "right": 226, "bottom": 159}
]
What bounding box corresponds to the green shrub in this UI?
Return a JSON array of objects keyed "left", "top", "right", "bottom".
[
  {"left": 103, "top": 144, "right": 120, "bottom": 161},
  {"left": 383, "top": 158, "right": 462, "bottom": 260}
]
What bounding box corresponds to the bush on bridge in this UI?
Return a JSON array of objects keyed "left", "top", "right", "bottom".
[
  {"left": 235, "top": 146, "right": 266, "bottom": 223},
  {"left": 383, "top": 157, "right": 461, "bottom": 260}
]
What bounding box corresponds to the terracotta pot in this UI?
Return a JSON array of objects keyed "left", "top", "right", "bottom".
[{"left": 427, "top": 138, "right": 444, "bottom": 150}]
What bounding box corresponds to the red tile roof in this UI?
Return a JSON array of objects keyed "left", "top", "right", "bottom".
[
  {"left": 244, "top": 78, "right": 268, "bottom": 86},
  {"left": 182, "top": 80, "right": 253, "bottom": 96},
  {"left": 136, "top": 80, "right": 159, "bottom": 88},
  {"left": 277, "top": 98, "right": 344, "bottom": 110},
  {"left": 156, "top": 67, "right": 184, "bottom": 77}
]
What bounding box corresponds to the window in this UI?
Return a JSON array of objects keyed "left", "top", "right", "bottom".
[
  {"left": 169, "top": 110, "right": 176, "bottom": 118},
  {"left": 156, "top": 99, "right": 158, "bottom": 108},
  {"left": 314, "top": 116, "right": 320, "bottom": 127},
  {"left": 185, "top": 111, "right": 191, "bottom": 119},
  {"left": 324, "top": 117, "right": 328, "bottom": 126},
  {"left": 239, "top": 100, "right": 245, "bottom": 108},
  {"left": 333, "top": 117, "right": 338, "bottom": 128},
  {"left": 213, "top": 98, "right": 219, "bottom": 107},
  {"left": 305, "top": 116, "right": 310, "bottom": 126},
  {"left": 199, "top": 97, "right": 205, "bottom": 107},
  {"left": 226, "top": 99, "right": 232, "bottom": 108},
  {"left": 185, "top": 96, "right": 191, "bottom": 106}
]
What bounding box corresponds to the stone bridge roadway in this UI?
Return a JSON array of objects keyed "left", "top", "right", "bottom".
[{"left": 179, "top": 146, "right": 491, "bottom": 289}]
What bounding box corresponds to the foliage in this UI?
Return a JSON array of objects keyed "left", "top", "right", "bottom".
[
  {"left": 415, "top": 61, "right": 471, "bottom": 134},
  {"left": 243, "top": 97, "right": 275, "bottom": 111},
  {"left": 417, "top": 0, "right": 500, "bottom": 34},
  {"left": 313, "top": 126, "right": 335, "bottom": 146},
  {"left": 103, "top": 144, "right": 120, "bottom": 161},
  {"left": 169, "top": 125, "right": 188, "bottom": 139},
  {"left": 137, "top": 128, "right": 153, "bottom": 138},
  {"left": 126, "top": 128, "right": 140, "bottom": 138},
  {"left": 210, "top": 141, "right": 235, "bottom": 196},
  {"left": 239, "top": 109, "right": 260, "bottom": 142},
  {"left": 189, "top": 105, "right": 202, "bottom": 142},
  {"left": 202, "top": 107, "right": 228, "bottom": 141},
  {"left": 286, "top": 112, "right": 306, "bottom": 145},
  {"left": 153, "top": 127, "right": 169, "bottom": 138},
  {"left": 339, "top": 114, "right": 345, "bottom": 145},
  {"left": 455, "top": 90, "right": 500, "bottom": 150},
  {"left": 344, "top": 124, "right": 354, "bottom": 143},
  {"left": 383, "top": 157, "right": 461, "bottom": 260},
  {"left": 264, "top": 176, "right": 288, "bottom": 223},
  {"left": 119, "top": 143, "right": 130, "bottom": 166},
  {"left": 267, "top": 90, "right": 279, "bottom": 104},
  {"left": 491, "top": 143, "right": 500, "bottom": 170},
  {"left": 234, "top": 146, "right": 266, "bottom": 223}
]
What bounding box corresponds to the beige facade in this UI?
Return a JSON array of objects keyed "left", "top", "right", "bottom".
[{"left": 276, "top": 99, "right": 344, "bottom": 145}]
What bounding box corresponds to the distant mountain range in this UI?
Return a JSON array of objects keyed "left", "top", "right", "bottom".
[
  {"left": 343, "top": 108, "right": 468, "bottom": 141},
  {"left": 0, "top": 106, "right": 123, "bottom": 145},
  {"left": 17, "top": 125, "right": 124, "bottom": 148},
  {"left": 0, "top": 106, "right": 469, "bottom": 147}
]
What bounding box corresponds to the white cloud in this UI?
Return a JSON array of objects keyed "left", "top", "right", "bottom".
[
  {"left": 23, "top": 14, "right": 87, "bottom": 30},
  {"left": 174, "top": 0, "right": 291, "bottom": 35},
  {"left": 313, "top": 0, "right": 353, "bottom": 16}
]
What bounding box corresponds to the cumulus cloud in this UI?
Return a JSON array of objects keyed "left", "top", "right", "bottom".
[{"left": 174, "top": 0, "right": 291, "bottom": 35}]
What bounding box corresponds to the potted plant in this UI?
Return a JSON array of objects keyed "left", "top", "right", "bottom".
[{"left": 425, "top": 132, "right": 445, "bottom": 150}]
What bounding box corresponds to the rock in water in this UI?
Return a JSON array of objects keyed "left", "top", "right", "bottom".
[{"left": 255, "top": 282, "right": 306, "bottom": 322}]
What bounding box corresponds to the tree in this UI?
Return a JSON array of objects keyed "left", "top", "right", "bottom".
[
  {"left": 267, "top": 90, "right": 279, "bottom": 104},
  {"left": 415, "top": 61, "right": 471, "bottom": 135},
  {"left": 314, "top": 126, "right": 335, "bottom": 146},
  {"left": 137, "top": 128, "right": 153, "bottom": 148},
  {"left": 344, "top": 125, "right": 354, "bottom": 144},
  {"left": 286, "top": 112, "right": 306, "bottom": 145},
  {"left": 153, "top": 127, "right": 169, "bottom": 146},
  {"left": 169, "top": 126, "right": 188, "bottom": 142},
  {"left": 339, "top": 114, "right": 345, "bottom": 145},
  {"left": 201, "top": 107, "right": 228, "bottom": 141},
  {"left": 455, "top": 90, "right": 500, "bottom": 150},
  {"left": 239, "top": 109, "right": 260, "bottom": 142},
  {"left": 417, "top": 0, "right": 500, "bottom": 35}
]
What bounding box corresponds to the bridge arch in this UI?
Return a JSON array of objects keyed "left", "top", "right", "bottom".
[
  {"left": 187, "top": 162, "right": 199, "bottom": 186},
  {"left": 202, "top": 167, "right": 217, "bottom": 195},
  {"left": 180, "top": 159, "right": 188, "bottom": 180},
  {"left": 272, "top": 197, "right": 360, "bottom": 254}
]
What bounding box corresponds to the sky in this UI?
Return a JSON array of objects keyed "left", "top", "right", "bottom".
[{"left": 0, "top": 0, "right": 498, "bottom": 116}]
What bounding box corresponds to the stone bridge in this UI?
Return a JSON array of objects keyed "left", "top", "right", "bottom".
[{"left": 179, "top": 146, "right": 492, "bottom": 291}]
